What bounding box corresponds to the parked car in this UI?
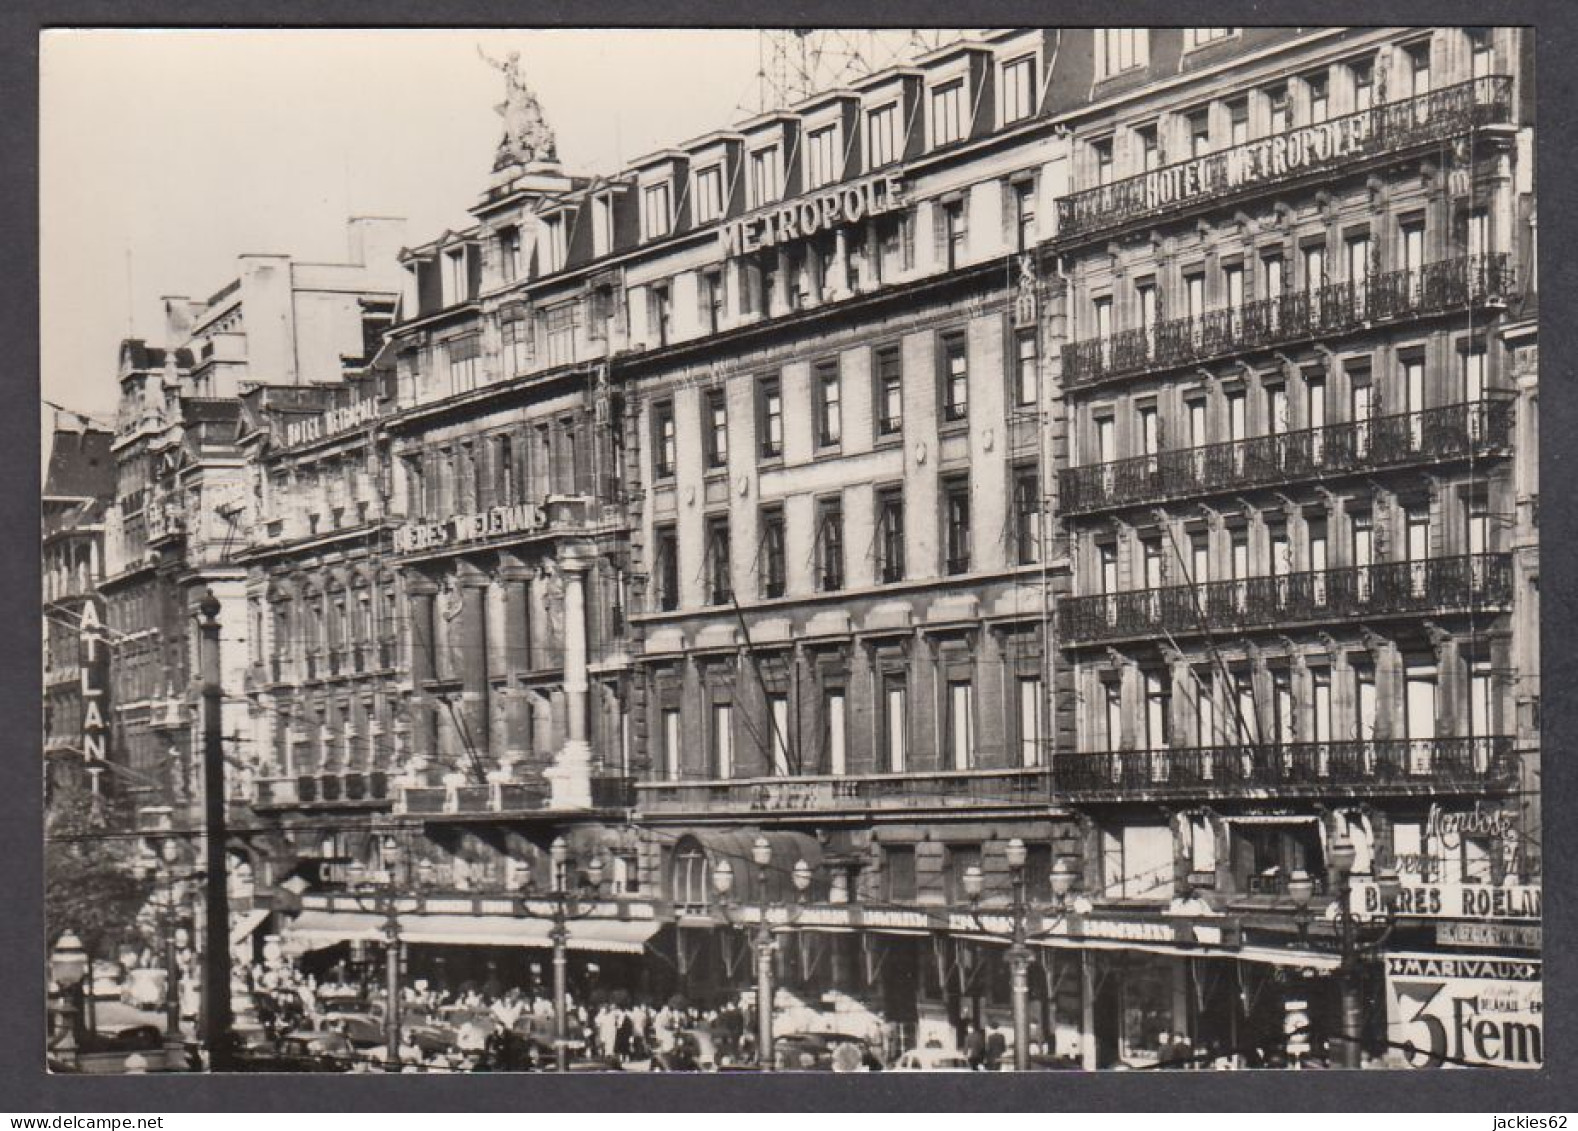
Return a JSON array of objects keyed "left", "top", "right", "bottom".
[
  {"left": 652, "top": 1029, "right": 716, "bottom": 1072},
  {"left": 892, "top": 1047, "right": 973, "bottom": 1071},
  {"left": 321, "top": 1010, "right": 385, "bottom": 1049},
  {"left": 278, "top": 1029, "right": 357, "bottom": 1070},
  {"left": 772, "top": 1032, "right": 883, "bottom": 1072}
]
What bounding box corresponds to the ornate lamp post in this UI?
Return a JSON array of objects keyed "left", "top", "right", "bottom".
[
  {"left": 49, "top": 930, "right": 90, "bottom": 1067},
  {"left": 710, "top": 835, "right": 814, "bottom": 1071},
  {"left": 345, "top": 836, "right": 405, "bottom": 1069},
  {"left": 520, "top": 835, "right": 607, "bottom": 1072},
  {"left": 961, "top": 840, "right": 1081, "bottom": 1071},
  {"left": 1287, "top": 839, "right": 1402, "bottom": 1068}
]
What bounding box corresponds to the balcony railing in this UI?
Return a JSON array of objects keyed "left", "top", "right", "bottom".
[
  {"left": 1055, "top": 76, "right": 1514, "bottom": 241},
  {"left": 637, "top": 767, "right": 1054, "bottom": 815},
  {"left": 1059, "top": 553, "right": 1511, "bottom": 645},
  {"left": 393, "top": 775, "right": 631, "bottom": 816},
  {"left": 1063, "top": 254, "right": 1515, "bottom": 389},
  {"left": 1053, "top": 737, "right": 1518, "bottom": 799},
  {"left": 250, "top": 771, "right": 391, "bottom": 809},
  {"left": 1059, "top": 401, "right": 1512, "bottom": 515}
]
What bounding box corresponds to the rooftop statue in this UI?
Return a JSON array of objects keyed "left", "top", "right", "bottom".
[{"left": 479, "top": 46, "right": 559, "bottom": 170}]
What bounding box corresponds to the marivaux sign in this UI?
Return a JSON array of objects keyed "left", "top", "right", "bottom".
[
  {"left": 1385, "top": 953, "right": 1541, "bottom": 1069},
  {"left": 719, "top": 173, "right": 905, "bottom": 257},
  {"left": 1350, "top": 881, "right": 1542, "bottom": 922},
  {"left": 394, "top": 503, "right": 546, "bottom": 554},
  {"left": 283, "top": 398, "right": 380, "bottom": 448}
]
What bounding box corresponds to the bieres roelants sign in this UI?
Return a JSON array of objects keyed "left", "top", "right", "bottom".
[
  {"left": 394, "top": 503, "right": 547, "bottom": 554},
  {"left": 719, "top": 173, "right": 905, "bottom": 256}
]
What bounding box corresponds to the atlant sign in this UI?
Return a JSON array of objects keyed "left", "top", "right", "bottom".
[{"left": 1385, "top": 952, "right": 1542, "bottom": 1069}]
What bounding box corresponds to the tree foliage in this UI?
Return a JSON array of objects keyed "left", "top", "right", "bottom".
[{"left": 44, "top": 780, "right": 153, "bottom": 961}]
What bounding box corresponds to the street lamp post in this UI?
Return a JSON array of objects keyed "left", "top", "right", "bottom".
[
  {"left": 961, "top": 841, "right": 1080, "bottom": 1071},
  {"left": 710, "top": 835, "right": 814, "bottom": 1071},
  {"left": 346, "top": 839, "right": 405, "bottom": 1070},
  {"left": 133, "top": 842, "right": 186, "bottom": 1063},
  {"left": 49, "top": 930, "right": 90, "bottom": 1067},
  {"left": 520, "top": 835, "right": 607, "bottom": 1072},
  {"left": 1287, "top": 839, "right": 1402, "bottom": 1068}
]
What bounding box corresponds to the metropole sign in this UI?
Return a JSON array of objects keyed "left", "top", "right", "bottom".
[{"left": 718, "top": 173, "right": 906, "bottom": 257}]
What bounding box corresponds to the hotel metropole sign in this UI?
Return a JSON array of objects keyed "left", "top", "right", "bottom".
[
  {"left": 283, "top": 398, "right": 381, "bottom": 448},
  {"left": 394, "top": 503, "right": 547, "bottom": 554},
  {"left": 719, "top": 173, "right": 905, "bottom": 256}
]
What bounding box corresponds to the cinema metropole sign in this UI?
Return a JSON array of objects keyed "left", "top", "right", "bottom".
[
  {"left": 718, "top": 172, "right": 906, "bottom": 257},
  {"left": 393, "top": 503, "right": 547, "bottom": 555}
]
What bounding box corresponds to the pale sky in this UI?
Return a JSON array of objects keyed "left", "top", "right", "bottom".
[{"left": 39, "top": 28, "right": 781, "bottom": 446}]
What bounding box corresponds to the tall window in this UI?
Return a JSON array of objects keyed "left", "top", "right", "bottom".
[
  {"left": 941, "top": 332, "right": 968, "bottom": 422},
  {"left": 875, "top": 345, "right": 903, "bottom": 435},
  {"left": 705, "top": 514, "right": 732, "bottom": 605},
  {"left": 704, "top": 389, "right": 728, "bottom": 468},
  {"left": 592, "top": 195, "right": 615, "bottom": 257},
  {"left": 1228, "top": 99, "right": 1249, "bottom": 146},
  {"left": 642, "top": 183, "right": 672, "bottom": 241},
  {"left": 1267, "top": 85, "right": 1290, "bottom": 134},
  {"left": 749, "top": 146, "right": 782, "bottom": 208},
  {"left": 502, "top": 312, "right": 533, "bottom": 375},
  {"left": 816, "top": 359, "right": 842, "bottom": 447},
  {"left": 758, "top": 376, "right": 783, "bottom": 458},
  {"left": 1352, "top": 58, "right": 1375, "bottom": 112},
  {"left": 944, "top": 474, "right": 971, "bottom": 574},
  {"left": 1013, "top": 180, "right": 1037, "bottom": 253},
  {"left": 1307, "top": 73, "right": 1330, "bottom": 123},
  {"left": 760, "top": 506, "right": 786, "bottom": 599},
  {"left": 805, "top": 125, "right": 840, "bottom": 189},
  {"left": 1136, "top": 125, "right": 1160, "bottom": 172},
  {"left": 693, "top": 166, "right": 724, "bottom": 225},
  {"left": 1469, "top": 29, "right": 1495, "bottom": 80},
  {"left": 649, "top": 284, "right": 673, "bottom": 348},
  {"left": 825, "top": 691, "right": 848, "bottom": 776},
  {"left": 877, "top": 485, "right": 905, "bottom": 583},
  {"left": 499, "top": 226, "right": 522, "bottom": 282},
  {"left": 542, "top": 217, "right": 567, "bottom": 273},
  {"left": 768, "top": 693, "right": 792, "bottom": 775},
  {"left": 883, "top": 676, "right": 908, "bottom": 771},
  {"left": 947, "top": 679, "right": 975, "bottom": 769},
  {"left": 816, "top": 497, "right": 845, "bottom": 591},
  {"left": 1144, "top": 671, "right": 1172, "bottom": 749},
  {"left": 444, "top": 247, "right": 469, "bottom": 305},
  {"left": 1013, "top": 465, "right": 1041, "bottom": 565},
  {"left": 867, "top": 103, "right": 900, "bottom": 167},
  {"left": 1187, "top": 110, "right": 1211, "bottom": 158},
  {"left": 1001, "top": 55, "right": 1037, "bottom": 124},
  {"left": 1094, "top": 29, "right": 1149, "bottom": 80},
  {"left": 654, "top": 524, "right": 679, "bottom": 612},
  {"left": 446, "top": 335, "right": 481, "bottom": 394},
  {"left": 699, "top": 269, "right": 724, "bottom": 334},
  {"left": 930, "top": 80, "right": 965, "bottom": 148},
  {"left": 942, "top": 199, "right": 967, "bottom": 269},
  {"left": 710, "top": 703, "right": 734, "bottom": 778},
  {"left": 1406, "top": 42, "right": 1432, "bottom": 97},
  {"left": 655, "top": 709, "right": 682, "bottom": 784},
  {"left": 652, "top": 400, "right": 676, "bottom": 479},
  {"left": 1018, "top": 676, "right": 1043, "bottom": 766},
  {"left": 1092, "top": 138, "right": 1114, "bottom": 186},
  {"left": 544, "top": 302, "right": 579, "bottom": 366},
  {"left": 1014, "top": 329, "right": 1039, "bottom": 407}
]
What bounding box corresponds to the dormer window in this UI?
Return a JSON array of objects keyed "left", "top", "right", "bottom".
[
  {"left": 443, "top": 248, "right": 468, "bottom": 306},
  {"left": 748, "top": 146, "right": 782, "bottom": 209},
  {"left": 1184, "top": 28, "right": 1236, "bottom": 51},
  {"left": 867, "top": 102, "right": 901, "bottom": 168},
  {"left": 693, "top": 165, "right": 725, "bottom": 225},
  {"left": 929, "top": 80, "right": 965, "bottom": 149},
  {"left": 805, "top": 125, "right": 840, "bottom": 190},
  {"left": 1094, "top": 29, "right": 1148, "bottom": 81},
  {"left": 641, "top": 182, "right": 672, "bottom": 241},
  {"left": 1001, "top": 54, "right": 1037, "bottom": 125},
  {"left": 592, "top": 194, "right": 615, "bottom": 257},
  {"left": 542, "top": 215, "right": 567, "bottom": 273}
]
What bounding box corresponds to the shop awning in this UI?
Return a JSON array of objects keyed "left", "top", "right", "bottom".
[
  {"left": 281, "top": 910, "right": 659, "bottom": 955},
  {"left": 230, "top": 908, "right": 270, "bottom": 947}
]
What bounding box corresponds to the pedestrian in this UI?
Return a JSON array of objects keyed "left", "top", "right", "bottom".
[
  {"left": 964, "top": 1023, "right": 987, "bottom": 1070},
  {"left": 985, "top": 1026, "right": 1007, "bottom": 1070}
]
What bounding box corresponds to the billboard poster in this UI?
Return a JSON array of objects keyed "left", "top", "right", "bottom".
[{"left": 1384, "top": 952, "right": 1542, "bottom": 1069}]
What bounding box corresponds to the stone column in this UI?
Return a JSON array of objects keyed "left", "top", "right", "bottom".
[
  {"left": 407, "top": 578, "right": 439, "bottom": 757},
  {"left": 458, "top": 566, "right": 491, "bottom": 761},
  {"left": 546, "top": 550, "right": 593, "bottom": 808}
]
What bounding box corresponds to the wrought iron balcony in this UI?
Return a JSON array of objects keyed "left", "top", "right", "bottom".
[
  {"left": 250, "top": 770, "right": 391, "bottom": 810},
  {"left": 637, "top": 767, "right": 1053, "bottom": 816},
  {"left": 1052, "top": 736, "right": 1518, "bottom": 800},
  {"left": 1059, "top": 552, "right": 1512, "bottom": 645},
  {"left": 1059, "top": 400, "right": 1512, "bottom": 515},
  {"left": 1063, "top": 254, "right": 1516, "bottom": 390},
  {"left": 1055, "top": 76, "right": 1514, "bottom": 242},
  {"left": 393, "top": 775, "right": 629, "bottom": 815}
]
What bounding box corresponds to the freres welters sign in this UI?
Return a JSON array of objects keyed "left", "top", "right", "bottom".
[
  {"left": 394, "top": 503, "right": 546, "bottom": 554},
  {"left": 719, "top": 173, "right": 905, "bottom": 256}
]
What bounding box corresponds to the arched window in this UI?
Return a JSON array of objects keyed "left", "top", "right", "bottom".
[{"left": 672, "top": 842, "right": 711, "bottom": 913}]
